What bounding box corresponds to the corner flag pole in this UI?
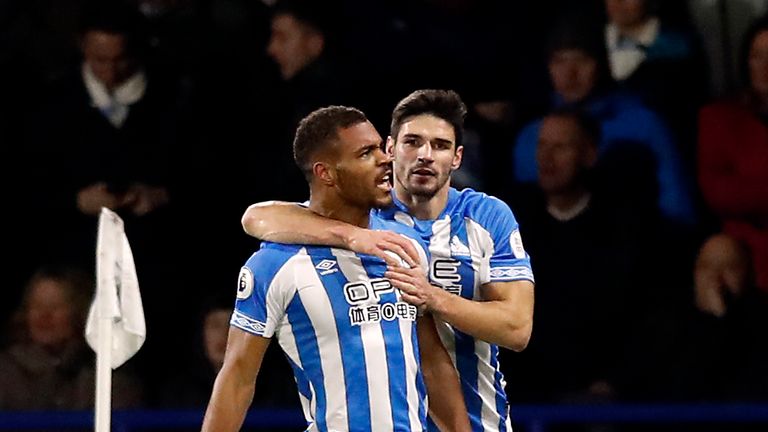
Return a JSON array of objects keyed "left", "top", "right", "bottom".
[
  {"left": 85, "top": 208, "right": 147, "bottom": 432},
  {"left": 95, "top": 312, "right": 114, "bottom": 432}
]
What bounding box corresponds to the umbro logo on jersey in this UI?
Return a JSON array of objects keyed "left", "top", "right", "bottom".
[
  {"left": 315, "top": 259, "right": 339, "bottom": 275},
  {"left": 449, "top": 236, "right": 471, "bottom": 256}
]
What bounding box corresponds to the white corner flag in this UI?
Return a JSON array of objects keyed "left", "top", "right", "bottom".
[{"left": 85, "top": 207, "right": 146, "bottom": 432}]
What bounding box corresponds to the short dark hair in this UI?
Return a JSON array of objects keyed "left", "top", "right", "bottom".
[
  {"left": 78, "top": 0, "right": 147, "bottom": 59},
  {"left": 293, "top": 105, "right": 369, "bottom": 179},
  {"left": 546, "top": 106, "right": 602, "bottom": 145},
  {"left": 546, "top": 16, "right": 614, "bottom": 93},
  {"left": 271, "top": 0, "right": 336, "bottom": 36},
  {"left": 390, "top": 89, "right": 467, "bottom": 148}
]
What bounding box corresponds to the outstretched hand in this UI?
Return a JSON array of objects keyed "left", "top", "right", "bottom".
[{"left": 346, "top": 228, "right": 421, "bottom": 268}]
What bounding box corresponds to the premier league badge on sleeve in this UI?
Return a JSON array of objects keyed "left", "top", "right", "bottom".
[
  {"left": 511, "top": 229, "right": 526, "bottom": 259},
  {"left": 237, "top": 266, "right": 254, "bottom": 300}
]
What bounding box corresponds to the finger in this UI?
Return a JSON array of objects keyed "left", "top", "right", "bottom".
[
  {"left": 382, "top": 234, "right": 420, "bottom": 268},
  {"left": 375, "top": 250, "right": 402, "bottom": 267},
  {"left": 385, "top": 268, "right": 417, "bottom": 283},
  {"left": 398, "top": 239, "right": 421, "bottom": 268},
  {"left": 377, "top": 240, "right": 417, "bottom": 269},
  {"left": 400, "top": 292, "right": 425, "bottom": 307},
  {"left": 389, "top": 278, "right": 418, "bottom": 295},
  {"left": 386, "top": 265, "right": 420, "bottom": 275}
]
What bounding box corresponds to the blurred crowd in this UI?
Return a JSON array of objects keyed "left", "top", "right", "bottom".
[{"left": 0, "top": 0, "right": 767, "bottom": 421}]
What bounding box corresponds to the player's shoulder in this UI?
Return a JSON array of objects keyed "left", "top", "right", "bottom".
[
  {"left": 239, "top": 243, "right": 309, "bottom": 297},
  {"left": 371, "top": 212, "right": 420, "bottom": 239},
  {"left": 244, "top": 242, "right": 305, "bottom": 271},
  {"left": 370, "top": 212, "right": 429, "bottom": 262},
  {"left": 451, "top": 187, "right": 515, "bottom": 219}
]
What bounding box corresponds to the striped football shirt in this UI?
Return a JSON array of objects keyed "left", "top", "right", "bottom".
[
  {"left": 378, "top": 187, "right": 535, "bottom": 432},
  {"left": 232, "top": 214, "right": 431, "bottom": 432}
]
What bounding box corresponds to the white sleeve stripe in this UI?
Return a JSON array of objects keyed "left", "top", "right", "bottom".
[
  {"left": 489, "top": 266, "right": 535, "bottom": 281},
  {"left": 230, "top": 310, "right": 267, "bottom": 335}
]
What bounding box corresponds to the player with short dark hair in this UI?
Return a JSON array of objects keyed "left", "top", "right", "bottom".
[
  {"left": 201, "top": 105, "right": 469, "bottom": 432},
  {"left": 241, "top": 90, "right": 535, "bottom": 431}
]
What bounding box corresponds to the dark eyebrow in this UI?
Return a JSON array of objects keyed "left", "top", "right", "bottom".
[
  {"left": 401, "top": 133, "right": 452, "bottom": 146},
  {"left": 358, "top": 142, "right": 381, "bottom": 154}
]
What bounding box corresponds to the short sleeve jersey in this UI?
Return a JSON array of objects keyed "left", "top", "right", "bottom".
[
  {"left": 377, "top": 187, "right": 535, "bottom": 432},
  {"left": 232, "top": 212, "right": 431, "bottom": 432}
]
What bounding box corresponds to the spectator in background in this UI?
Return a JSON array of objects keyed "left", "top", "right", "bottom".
[
  {"left": 696, "top": 13, "right": 768, "bottom": 303},
  {"left": 0, "top": 266, "right": 143, "bottom": 410},
  {"left": 266, "top": 0, "right": 350, "bottom": 135},
  {"left": 170, "top": 0, "right": 340, "bottom": 301},
  {"left": 33, "top": 0, "right": 180, "bottom": 265},
  {"left": 603, "top": 0, "right": 709, "bottom": 156},
  {"left": 504, "top": 107, "right": 683, "bottom": 405},
  {"left": 511, "top": 18, "right": 697, "bottom": 226},
  {"left": 158, "top": 297, "right": 299, "bottom": 409},
  {"left": 681, "top": 235, "right": 768, "bottom": 402},
  {"left": 30, "top": 0, "right": 188, "bottom": 396},
  {"left": 158, "top": 299, "right": 230, "bottom": 408},
  {"left": 657, "top": 12, "right": 768, "bottom": 408}
]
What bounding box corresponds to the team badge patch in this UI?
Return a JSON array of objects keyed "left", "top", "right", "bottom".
[
  {"left": 511, "top": 229, "right": 526, "bottom": 259},
  {"left": 237, "top": 266, "right": 254, "bottom": 299}
]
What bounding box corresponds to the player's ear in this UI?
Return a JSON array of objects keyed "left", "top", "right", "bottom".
[
  {"left": 313, "top": 161, "right": 335, "bottom": 186},
  {"left": 385, "top": 136, "right": 395, "bottom": 157},
  {"left": 451, "top": 145, "right": 464, "bottom": 170}
]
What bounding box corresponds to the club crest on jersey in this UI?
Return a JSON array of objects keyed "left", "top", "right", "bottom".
[{"left": 237, "top": 266, "right": 254, "bottom": 300}]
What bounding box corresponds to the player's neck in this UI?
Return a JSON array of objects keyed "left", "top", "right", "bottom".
[
  {"left": 308, "top": 192, "right": 370, "bottom": 228},
  {"left": 395, "top": 183, "right": 449, "bottom": 220}
]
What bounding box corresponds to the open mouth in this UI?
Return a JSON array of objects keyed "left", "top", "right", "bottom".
[{"left": 377, "top": 172, "right": 392, "bottom": 191}]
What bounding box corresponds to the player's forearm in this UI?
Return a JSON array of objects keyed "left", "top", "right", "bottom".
[
  {"left": 431, "top": 292, "right": 532, "bottom": 351},
  {"left": 417, "top": 315, "right": 471, "bottom": 432},
  {"left": 241, "top": 201, "right": 353, "bottom": 246},
  {"left": 201, "top": 365, "right": 255, "bottom": 432}
]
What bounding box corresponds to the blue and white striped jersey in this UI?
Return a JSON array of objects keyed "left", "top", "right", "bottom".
[
  {"left": 378, "top": 188, "right": 535, "bottom": 432},
  {"left": 231, "top": 214, "right": 431, "bottom": 432}
]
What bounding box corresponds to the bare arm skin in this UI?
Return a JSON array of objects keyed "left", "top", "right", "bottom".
[
  {"left": 417, "top": 313, "right": 471, "bottom": 432},
  {"left": 241, "top": 201, "right": 420, "bottom": 266},
  {"left": 201, "top": 328, "right": 271, "bottom": 432},
  {"left": 387, "top": 266, "right": 534, "bottom": 351}
]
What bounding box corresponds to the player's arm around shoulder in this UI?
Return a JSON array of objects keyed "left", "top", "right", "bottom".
[
  {"left": 417, "top": 312, "right": 471, "bottom": 432},
  {"left": 241, "top": 201, "right": 421, "bottom": 265},
  {"left": 241, "top": 200, "right": 347, "bottom": 244},
  {"left": 201, "top": 328, "right": 271, "bottom": 432}
]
